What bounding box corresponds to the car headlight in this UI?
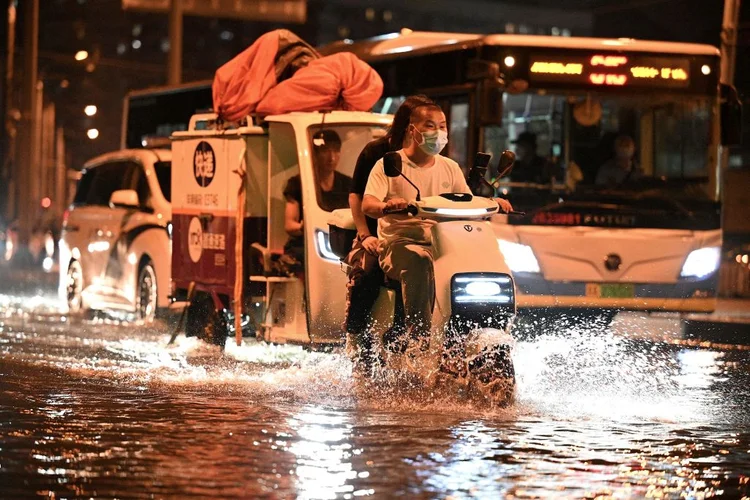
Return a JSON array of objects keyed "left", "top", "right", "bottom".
[
  {"left": 315, "top": 229, "right": 340, "bottom": 262},
  {"left": 452, "top": 274, "right": 514, "bottom": 305},
  {"left": 680, "top": 246, "right": 720, "bottom": 279},
  {"left": 497, "top": 240, "right": 541, "bottom": 273}
]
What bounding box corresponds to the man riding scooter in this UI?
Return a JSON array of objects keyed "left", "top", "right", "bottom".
[{"left": 362, "top": 102, "right": 513, "bottom": 352}]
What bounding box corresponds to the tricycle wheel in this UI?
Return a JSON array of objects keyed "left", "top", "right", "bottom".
[{"left": 186, "top": 292, "right": 228, "bottom": 348}]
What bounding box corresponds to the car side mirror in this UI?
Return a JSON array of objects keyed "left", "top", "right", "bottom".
[
  {"left": 721, "top": 84, "right": 742, "bottom": 146},
  {"left": 110, "top": 189, "right": 139, "bottom": 208}
]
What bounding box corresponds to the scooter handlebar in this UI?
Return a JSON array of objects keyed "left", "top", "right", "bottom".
[{"left": 382, "top": 204, "right": 419, "bottom": 216}]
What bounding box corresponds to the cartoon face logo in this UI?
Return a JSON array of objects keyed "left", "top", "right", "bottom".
[
  {"left": 193, "top": 141, "right": 216, "bottom": 187},
  {"left": 188, "top": 217, "right": 203, "bottom": 263}
]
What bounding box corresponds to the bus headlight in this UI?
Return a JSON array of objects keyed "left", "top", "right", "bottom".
[
  {"left": 497, "top": 240, "right": 541, "bottom": 273},
  {"left": 680, "top": 246, "right": 720, "bottom": 279},
  {"left": 315, "top": 229, "right": 340, "bottom": 262}
]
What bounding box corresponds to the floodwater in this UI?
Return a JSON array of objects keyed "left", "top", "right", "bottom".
[{"left": 1, "top": 293, "right": 749, "bottom": 499}]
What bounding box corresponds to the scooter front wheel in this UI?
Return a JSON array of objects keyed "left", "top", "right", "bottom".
[{"left": 467, "top": 344, "right": 516, "bottom": 407}]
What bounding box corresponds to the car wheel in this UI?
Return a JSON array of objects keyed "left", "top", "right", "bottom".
[
  {"left": 135, "top": 261, "right": 158, "bottom": 323},
  {"left": 66, "top": 260, "right": 85, "bottom": 315}
]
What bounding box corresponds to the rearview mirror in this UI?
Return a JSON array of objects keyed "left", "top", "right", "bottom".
[
  {"left": 383, "top": 151, "right": 402, "bottom": 177},
  {"left": 383, "top": 151, "right": 421, "bottom": 200},
  {"left": 110, "top": 189, "right": 139, "bottom": 208}
]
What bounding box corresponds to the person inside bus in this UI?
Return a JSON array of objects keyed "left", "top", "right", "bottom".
[
  {"left": 362, "top": 102, "right": 513, "bottom": 352},
  {"left": 595, "top": 134, "right": 643, "bottom": 186},
  {"left": 283, "top": 129, "right": 351, "bottom": 268},
  {"left": 345, "top": 95, "right": 434, "bottom": 375},
  {"left": 508, "top": 131, "right": 561, "bottom": 184}
]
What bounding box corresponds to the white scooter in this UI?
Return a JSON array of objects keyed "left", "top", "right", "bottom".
[{"left": 329, "top": 151, "right": 520, "bottom": 406}]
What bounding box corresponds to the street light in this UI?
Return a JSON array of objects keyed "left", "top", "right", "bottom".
[
  {"left": 87, "top": 128, "right": 99, "bottom": 139},
  {"left": 84, "top": 105, "right": 97, "bottom": 116},
  {"left": 74, "top": 50, "right": 89, "bottom": 61}
]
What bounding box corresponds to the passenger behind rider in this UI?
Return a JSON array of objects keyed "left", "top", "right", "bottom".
[
  {"left": 283, "top": 129, "right": 351, "bottom": 269},
  {"left": 508, "top": 131, "right": 561, "bottom": 184},
  {"left": 362, "top": 102, "right": 513, "bottom": 350},
  {"left": 345, "top": 95, "right": 435, "bottom": 373},
  {"left": 595, "top": 134, "right": 643, "bottom": 186}
]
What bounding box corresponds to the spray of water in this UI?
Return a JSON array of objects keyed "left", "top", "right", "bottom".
[{"left": 0, "top": 294, "right": 733, "bottom": 422}]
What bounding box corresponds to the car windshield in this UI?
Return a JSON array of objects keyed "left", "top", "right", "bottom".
[{"left": 482, "top": 92, "right": 718, "bottom": 229}]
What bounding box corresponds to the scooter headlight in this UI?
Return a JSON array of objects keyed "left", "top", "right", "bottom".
[
  {"left": 497, "top": 240, "right": 541, "bottom": 273},
  {"left": 680, "top": 246, "right": 720, "bottom": 279},
  {"left": 314, "top": 229, "right": 340, "bottom": 262},
  {"left": 452, "top": 274, "right": 514, "bottom": 305}
]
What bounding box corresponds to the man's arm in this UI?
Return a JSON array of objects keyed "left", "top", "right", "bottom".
[
  {"left": 363, "top": 161, "right": 389, "bottom": 218},
  {"left": 362, "top": 194, "right": 386, "bottom": 219},
  {"left": 284, "top": 200, "right": 303, "bottom": 236}
]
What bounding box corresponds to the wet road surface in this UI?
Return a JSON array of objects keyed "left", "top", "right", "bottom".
[{"left": 1, "top": 292, "right": 749, "bottom": 499}]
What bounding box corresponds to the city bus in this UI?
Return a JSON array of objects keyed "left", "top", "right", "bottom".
[
  {"left": 121, "top": 30, "right": 740, "bottom": 328},
  {"left": 320, "top": 31, "right": 740, "bottom": 325}
]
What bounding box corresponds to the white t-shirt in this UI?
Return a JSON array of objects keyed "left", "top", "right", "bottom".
[{"left": 364, "top": 150, "right": 471, "bottom": 243}]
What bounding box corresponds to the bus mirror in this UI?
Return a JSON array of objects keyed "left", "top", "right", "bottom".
[
  {"left": 477, "top": 80, "right": 504, "bottom": 126},
  {"left": 720, "top": 84, "right": 742, "bottom": 146}
]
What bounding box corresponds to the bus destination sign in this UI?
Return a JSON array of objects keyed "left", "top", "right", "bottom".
[{"left": 528, "top": 54, "right": 691, "bottom": 88}]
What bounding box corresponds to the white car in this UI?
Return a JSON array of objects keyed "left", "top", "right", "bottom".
[{"left": 59, "top": 149, "right": 172, "bottom": 322}]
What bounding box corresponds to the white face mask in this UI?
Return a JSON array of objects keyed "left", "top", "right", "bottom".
[{"left": 413, "top": 126, "right": 448, "bottom": 156}]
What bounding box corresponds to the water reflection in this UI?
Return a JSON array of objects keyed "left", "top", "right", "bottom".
[
  {"left": 0, "top": 293, "right": 749, "bottom": 498},
  {"left": 288, "top": 406, "right": 365, "bottom": 499}
]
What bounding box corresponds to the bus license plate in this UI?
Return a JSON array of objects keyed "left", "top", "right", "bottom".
[{"left": 585, "top": 283, "right": 635, "bottom": 298}]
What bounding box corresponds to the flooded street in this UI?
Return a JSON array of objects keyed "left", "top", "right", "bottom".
[{"left": 1, "top": 293, "right": 749, "bottom": 499}]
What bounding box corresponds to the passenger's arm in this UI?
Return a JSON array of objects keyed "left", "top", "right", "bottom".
[
  {"left": 348, "top": 193, "right": 372, "bottom": 238},
  {"left": 284, "top": 200, "right": 303, "bottom": 237}
]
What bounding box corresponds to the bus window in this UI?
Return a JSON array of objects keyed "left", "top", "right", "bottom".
[
  {"left": 653, "top": 102, "right": 711, "bottom": 178},
  {"left": 447, "top": 101, "right": 469, "bottom": 166}
]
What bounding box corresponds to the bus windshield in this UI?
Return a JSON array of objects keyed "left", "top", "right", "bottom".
[{"left": 481, "top": 92, "right": 719, "bottom": 230}]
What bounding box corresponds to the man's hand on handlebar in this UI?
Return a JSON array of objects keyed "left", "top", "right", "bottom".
[
  {"left": 382, "top": 197, "right": 409, "bottom": 215},
  {"left": 495, "top": 198, "right": 513, "bottom": 214}
]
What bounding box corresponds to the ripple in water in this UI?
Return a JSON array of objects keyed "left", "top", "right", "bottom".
[{"left": 1, "top": 296, "right": 749, "bottom": 498}]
